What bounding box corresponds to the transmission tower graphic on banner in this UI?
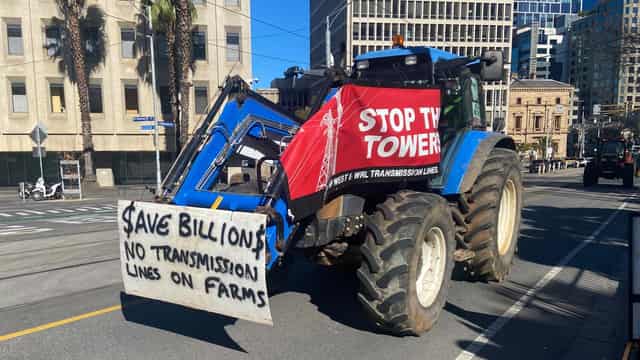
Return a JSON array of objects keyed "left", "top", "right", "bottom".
[{"left": 317, "top": 90, "right": 344, "bottom": 191}]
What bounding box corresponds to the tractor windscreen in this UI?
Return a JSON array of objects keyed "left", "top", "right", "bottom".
[
  {"left": 353, "top": 54, "right": 433, "bottom": 87},
  {"left": 601, "top": 141, "right": 625, "bottom": 156}
]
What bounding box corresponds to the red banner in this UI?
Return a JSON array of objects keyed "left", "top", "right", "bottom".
[{"left": 281, "top": 84, "right": 441, "bottom": 205}]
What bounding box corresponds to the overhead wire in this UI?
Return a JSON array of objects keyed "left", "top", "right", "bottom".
[{"left": 205, "top": 0, "right": 306, "bottom": 40}]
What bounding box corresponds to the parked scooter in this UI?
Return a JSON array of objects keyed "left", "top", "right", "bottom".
[
  {"left": 31, "top": 177, "right": 63, "bottom": 201},
  {"left": 17, "top": 182, "right": 35, "bottom": 200}
]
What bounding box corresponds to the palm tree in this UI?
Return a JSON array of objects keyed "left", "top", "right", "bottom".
[
  {"left": 174, "top": 0, "right": 195, "bottom": 149},
  {"left": 51, "top": 0, "right": 106, "bottom": 181},
  {"left": 147, "top": 0, "right": 178, "bottom": 124}
]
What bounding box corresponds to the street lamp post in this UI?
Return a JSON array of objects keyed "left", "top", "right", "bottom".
[
  {"left": 146, "top": 5, "right": 161, "bottom": 197},
  {"left": 325, "top": 3, "right": 350, "bottom": 68}
]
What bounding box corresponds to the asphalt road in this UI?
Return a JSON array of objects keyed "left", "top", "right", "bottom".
[{"left": 0, "top": 169, "right": 636, "bottom": 360}]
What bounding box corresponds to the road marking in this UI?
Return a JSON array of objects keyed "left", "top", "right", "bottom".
[
  {"left": 23, "top": 210, "right": 45, "bottom": 215},
  {"left": 0, "top": 226, "right": 52, "bottom": 236},
  {"left": 455, "top": 199, "right": 630, "bottom": 360},
  {"left": 85, "top": 207, "right": 102, "bottom": 211},
  {"left": 46, "top": 210, "right": 60, "bottom": 214},
  {"left": 75, "top": 208, "right": 89, "bottom": 212},
  {"left": 0, "top": 305, "right": 122, "bottom": 342},
  {"left": 15, "top": 212, "right": 29, "bottom": 216},
  {"left": 0, "top": 213, "right": 12, "bottom": 217},
  {"left": 58, "top": 209, "right": 75, "bottom": 213}
]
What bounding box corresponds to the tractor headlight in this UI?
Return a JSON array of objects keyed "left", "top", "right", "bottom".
[
  {"left": 405, "top": 55, "right": 418, "bottom": 66},
  {"left": 356, "top": 60, "right": 369, "bottom": 70}
]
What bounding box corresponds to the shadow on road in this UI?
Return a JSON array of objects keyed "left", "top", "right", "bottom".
[{"left": 119, "top": 292, "right": 246, "bottom": 353}]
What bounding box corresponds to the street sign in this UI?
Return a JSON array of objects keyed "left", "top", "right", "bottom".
[
  {"left": 30, "top": 123, "right": 48, "bottom": 144},
  {"left": 133, "top": 116, "right": 155, "bottom": 122},
  {"left": 140, "top": 125, "right": 156, "bottom": 131},
  {"left": 158, "top": 121, "right": 175, "bottom": 128},
  {"left": 593, "top": 104, "right": 601, "bottom": 116},
  {"left": 32, "top": 146, "right": 46, "bottom": 158},
  {"left": 555, "top": 104, "right": 564, "bottom": 114}
]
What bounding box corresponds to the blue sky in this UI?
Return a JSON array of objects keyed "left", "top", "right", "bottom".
[{"left": 251, "top": 1, "right": 310, "bottom": 88}]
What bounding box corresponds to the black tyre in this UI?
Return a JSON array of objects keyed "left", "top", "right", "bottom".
[
  {"left": 623, "top": 164, "right": 634, "bottom": 188},
  {"left": 31, "top": 191, "right": 43, "bottom": 201},
  {"left": 357, "top": 191, "right": 455, "bottom": 336},
  {"left": 583, "top": 163, "right": 598, "bottom": 187},
  {"left": 460, "top": 148, "right": 522, "bottom": 282}
]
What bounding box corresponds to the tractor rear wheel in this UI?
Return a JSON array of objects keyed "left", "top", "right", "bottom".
[
  {"left": 461, "top": 148, "right": 522, "bottom": 282},
  {"left": 357, "top": 191, "right": 454, "bottom": 336}
]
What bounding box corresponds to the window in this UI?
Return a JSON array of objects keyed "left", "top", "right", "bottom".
[
  {"left": 224, "top": 0, "right": 239, "bottom": 6},
  {"left": 89, "top": 84, "right": 103, "bottom": 113},
  {"left": 516, "top": 97, "right": 522, "bottom": 105},
  {"left": 195, "top": 86, "right": 208, "bottom": 114},
  {"left": 515, "top": 115, "right": 522, "bottom": 130},
  {"left": 159, "top": 86, "right": 171, "bottom": 114},
  {"left": 554, "top": 115, "right": 561, "bottom": 130},
  {"left": 536, "top": 97, "right": 542, "bottom": 104},
  {"left": 11, "top": 81, "right": 27, "bottom": 113},
  {"left": 534, "top": 116, "right": 542, "bottom": 130},
  {"left": 225, "top": 30, "right": 240, "bottom": 62},
  {"left": 121, "top": 28, "right": 136, "bottom": 59},
  {"left": 49, "top": 83, "right": 65, "bottom": 113},
  {"left": 45, "top": 25, "right": 61, "bottom": 57},
  {"left": 85, "top": 26, "right": 100, "bottom": 57},
  {"left": 7, "top": 23, "right": 23, "bottom": 56},
  {"left": 124, "top": 84, "right": 139, "bottom": 114},
  {"left": 192, "top": 30, "right": 206, "bottom": 60},
  {"left": 555, "top": 97, "right": 561, "bottom": 104}
]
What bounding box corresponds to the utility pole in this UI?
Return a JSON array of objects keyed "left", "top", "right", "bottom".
[
  {"left": 147, "top": 5, "right": 161, "bottom": 196},
  {"left": 325, "top": 15, "right": 333, "bottom": 67},
  {"left": 545, "top": 103, "right": 552, "bottom": 160}
]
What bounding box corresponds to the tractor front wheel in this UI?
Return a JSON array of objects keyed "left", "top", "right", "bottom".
[
  {"left": 461, "top": 148, "right": 522, "bottom": 282},
  {"left": 357, "top": 191, "right": 455, "bottom": 336},
  {"left": 583, "top": 163, "right": 598, "bottom": 187},
  {"left": 623, "top": 164, "right": 634, "bottom": 188}
]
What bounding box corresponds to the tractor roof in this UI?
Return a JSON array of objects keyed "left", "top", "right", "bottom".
[{"left": 355, "top": 47, "right": 462, "bottom": 63}]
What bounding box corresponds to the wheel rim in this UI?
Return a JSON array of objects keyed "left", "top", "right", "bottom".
[
  {"left": 416, "top": 226, "right": 447, "bottom": 308},
  {"left": 497, "top": 179, "right": 517, "bottom": 256}
]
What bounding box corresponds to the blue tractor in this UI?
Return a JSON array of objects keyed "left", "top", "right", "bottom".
[{"left": 140, "top": 45, "right": 522, "bottom": 336}]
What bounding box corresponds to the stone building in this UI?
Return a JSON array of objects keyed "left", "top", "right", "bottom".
[
  {"left": 508, "top": 79, "right": 575, "bottom": 159},
  {"left": 0, "top": 0, "right": 252, "bottom": 185}
]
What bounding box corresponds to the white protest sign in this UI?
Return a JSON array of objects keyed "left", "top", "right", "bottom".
[{"left": 118, "top": 200, "right": 272, "bottom": 325}]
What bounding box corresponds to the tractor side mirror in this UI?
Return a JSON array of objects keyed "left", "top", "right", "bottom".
[{"left": 480, "top": 50, "right": 504, "bottom": 82}]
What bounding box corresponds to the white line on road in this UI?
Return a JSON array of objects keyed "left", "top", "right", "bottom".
[
  {"left": 0, "top": 213, "right": 12, "bottom": 217},
  {"left": 15, "top": 212, "right": 29, "bottom": 216},
  {"left": 46, "top": 210, "right": 60, "bottom": 214},
  {"left": 455, "top": 198, "right": 630, "bottom": 360},
  {"left": 22, "top": 210, "right": 45, "bottom": 215},
  {"left": 57, "top": 209, "right": 75, "bottom": 213},
  {"left": 75, "top": 208, "right": 89, "bottom": 212}
]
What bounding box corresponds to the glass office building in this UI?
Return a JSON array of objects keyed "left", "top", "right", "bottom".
[{"left": 514, "top": 0, "right": 582, "bottom": 27}]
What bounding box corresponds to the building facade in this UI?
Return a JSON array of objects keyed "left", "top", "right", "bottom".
[
  {"left": 310, "top": 0, "right": 514, "bottom": 125},
  {"left": 508, "top": 79, "right": 575, "bottom": 159},
  {"left": 0, "top": 0, "right": 252, "bottom": 185},
  {"left": 513, "top": 0, "right": 581, "bottom": 28},
  {"left": 568, "top": 0, "right": 639, "bottom": 118},
  {"left": 511, "top": 18, "right": 576, "bottom": 82}
]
